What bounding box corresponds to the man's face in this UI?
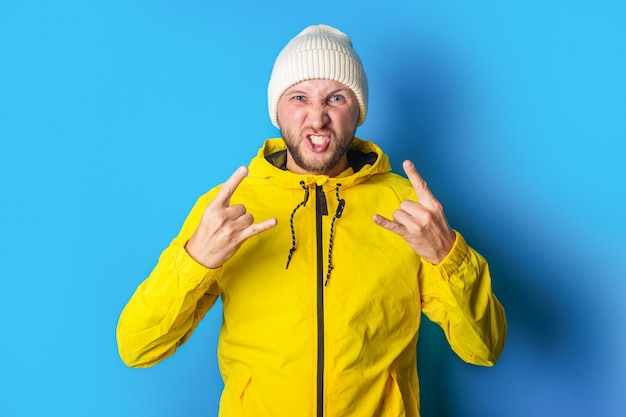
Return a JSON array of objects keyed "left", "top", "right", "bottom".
[{"left": 277, "top": 79, "right": 359, "bottom": 177}]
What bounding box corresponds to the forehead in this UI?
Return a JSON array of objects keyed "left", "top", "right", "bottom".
[{"left": 283, "top": 79, "right": 353, "bottom": 96}]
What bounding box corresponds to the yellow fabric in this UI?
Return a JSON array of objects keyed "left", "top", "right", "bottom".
[{"left": 117, "top": 138, "right": 506, "bottom": 417}]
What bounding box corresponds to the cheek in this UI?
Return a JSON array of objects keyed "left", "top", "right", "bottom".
[
  {"left": 277, "top": 107, "right": 305, "bottom": 128},
  {"left": 332, "top": 109, "right": 359, "bottom": 130}
]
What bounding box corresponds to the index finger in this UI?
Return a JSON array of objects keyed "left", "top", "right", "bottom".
[
  {"left": 402, "top": 160, "right": 435, "bottom": 202},
  {"left": 214, "top": 166, "right": 248, "bottom": 206}
]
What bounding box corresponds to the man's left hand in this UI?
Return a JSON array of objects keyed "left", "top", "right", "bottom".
[{"left": 373, "top": 160, "right": 456, "bottom": 265}]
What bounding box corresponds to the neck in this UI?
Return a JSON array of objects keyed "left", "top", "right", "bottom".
[{"left": 285, "top": 153, "right": 349, "bottom": 177}]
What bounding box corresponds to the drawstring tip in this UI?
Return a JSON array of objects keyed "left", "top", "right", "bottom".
[{"left": 286, "top": 247, "right": 296, "bottom": 269}]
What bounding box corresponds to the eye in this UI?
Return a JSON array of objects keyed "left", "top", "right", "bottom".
[
  {"left": 292, "top": 95, "right": 305, "bottom": 101},
  {"left": 329, "top": 95, "right": 344, "bottom": 103}
]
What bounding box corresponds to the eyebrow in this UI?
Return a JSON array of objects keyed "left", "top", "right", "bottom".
[{"left": 285, "top": 87, "right": 351, "bottom": 96}]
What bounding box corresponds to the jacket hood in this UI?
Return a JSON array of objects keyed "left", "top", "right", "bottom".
[{"left": 247, "top": 137, "right": 392, "bottom": 190}]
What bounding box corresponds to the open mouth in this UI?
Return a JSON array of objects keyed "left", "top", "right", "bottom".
[{"left": 310, "top": 135, "right": 326, "bottom": 145}]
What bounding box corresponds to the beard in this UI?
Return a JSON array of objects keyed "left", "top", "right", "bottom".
[{"left": 280, "top": 128, "right": 356, "bottom": 175}]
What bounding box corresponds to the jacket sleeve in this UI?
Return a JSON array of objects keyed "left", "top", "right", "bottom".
[
  {"left": 116, "top": 193, "right": 222, "bottom": 368},
  {"left": 418, "top": 231, "right": 507, "bottom": 366}
]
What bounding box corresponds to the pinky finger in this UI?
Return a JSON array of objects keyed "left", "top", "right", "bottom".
[
  {"left": 373, "top": 214, "right": 402, "bottom": 235},
  {"left": 243, "top": 218, "right": 278, "bottom": 239}
]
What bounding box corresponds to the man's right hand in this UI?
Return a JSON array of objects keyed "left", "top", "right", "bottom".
[{"left": 185, "top": 166, "right": 278, "bottom": 269}]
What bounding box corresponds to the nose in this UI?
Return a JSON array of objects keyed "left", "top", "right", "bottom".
[{"left": 308, "top": 105, "right": 329, "bottom": 130}]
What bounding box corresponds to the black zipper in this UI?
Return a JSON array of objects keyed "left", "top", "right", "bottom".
[{"left": 315, "top": 185, "right": 327, "bottom": 417}]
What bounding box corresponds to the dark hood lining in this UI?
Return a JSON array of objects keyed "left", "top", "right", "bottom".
[{"left": 265, "top": 148, "right": 379, "bottom": 173}]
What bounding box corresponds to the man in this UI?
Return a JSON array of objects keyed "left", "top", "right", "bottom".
[{"left": 117, "top": 24, "right": 506, "bottom": 417}]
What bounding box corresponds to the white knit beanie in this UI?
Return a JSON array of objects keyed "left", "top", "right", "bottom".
[{"left": 267, "top": 24, "right": 368, "bottom": 128}]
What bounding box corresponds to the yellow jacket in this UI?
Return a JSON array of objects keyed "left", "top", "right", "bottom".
[{"left": 117, "top": 138, "right": 506, "bottom": 417}]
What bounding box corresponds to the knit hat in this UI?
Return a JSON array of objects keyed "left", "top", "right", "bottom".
[{"left": 267, "top": 24, "right": 368, "bottom": 128}]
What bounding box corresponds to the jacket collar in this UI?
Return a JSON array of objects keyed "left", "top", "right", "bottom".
[{"left": 248, "top": 137, "right": 392, "bottom": 191}]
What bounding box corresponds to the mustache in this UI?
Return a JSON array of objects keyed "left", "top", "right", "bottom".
[
  {"left": 306, "top": 128, "right": 333, "bottom": 135},
  {"left": 279, "top": 129, "right": 335, "bottom": 139}
]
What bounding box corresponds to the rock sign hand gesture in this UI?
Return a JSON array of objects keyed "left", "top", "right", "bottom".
[
  {"left": 186, "top": 166, "right": 278, "bottom": 269},
  {"left": 373, "top": 160, "right": 456, "bottom": 265}
]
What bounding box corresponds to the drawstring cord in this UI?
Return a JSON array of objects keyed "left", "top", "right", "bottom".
[
  {"left": 286, "top": 181, "right": 309, "bottom": 269},
  {"left": 325, "top": 184, "right": 344, "bottom": 286},
  {"left": 285, "top": 181, "right": 344, "bottom": 287}
]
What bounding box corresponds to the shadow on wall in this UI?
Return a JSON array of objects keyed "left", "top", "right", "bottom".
[{"left": 376, "top": 40, "right": 603, "bottom": 417}]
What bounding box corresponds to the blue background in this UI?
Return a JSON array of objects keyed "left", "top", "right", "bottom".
[{"left": 1, "top": 1, "right": 625, "bottom": 416}]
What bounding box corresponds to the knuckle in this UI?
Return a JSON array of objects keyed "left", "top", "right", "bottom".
[
  {"left": 399, "top": 200, "right": 414, "bottom": 211},
  {"left": 220, "top": 221, "right": 237, "bottom": 235},
  {"left": 218, "top": 185, "right": 233, "bottom": 199},
  {"left": 247, "top": 223, "right": 260, "bottom": 236},
  {"left": 418, "top": 211, "right": 434, "bottom": 226},
  {"left": 232, "top": 204, "right": 247, "bottom": 215},
  {"left": 213, "top": 211, "right": 228, "bottom": 226},
  {"left": 431, "top": 199, "right": 443, "bottom": 212},
  {"left": 208, "top": 211, "right": 229, "bottom": 227}
]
